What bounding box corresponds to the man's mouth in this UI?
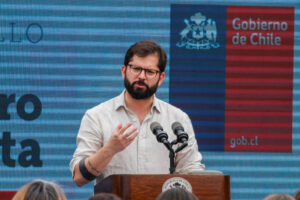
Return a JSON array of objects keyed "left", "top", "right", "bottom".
[{"left": 134, "top": 82, "right": 147, "bottom": 89}]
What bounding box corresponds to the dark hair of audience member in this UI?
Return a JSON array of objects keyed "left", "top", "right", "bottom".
[
  {"left": 156, "top": 187, "right": 198, "bottom": 200},
  {"left": 88, "top": 193, "right": 121, "bottom": 200},
  {"left": 295, "top": 189, "right": 300, "bottom": 200},
  {"left": 264, "top": 193, "right": 295, "bottom": 200},
  {"left": 12, "top": 179, "right": 66, "bottom": 200}
]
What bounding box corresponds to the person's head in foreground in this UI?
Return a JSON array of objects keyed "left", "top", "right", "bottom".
[
  {"left": 264, "top": 193, "right": 295, "bottom": 200},
  {"left": 12, "top": 179, "right": 66, "bottom": 200},
  {"left": 156, "top": 187, "right": 199, "bottom": 200},
  {"left": 295, "top": 189, "right": 300, "bottom": 200},
  {"left": 88, "top": 192, "right": 121, "bottom": 200}
]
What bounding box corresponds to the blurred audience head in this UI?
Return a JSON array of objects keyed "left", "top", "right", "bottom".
[
  {"left": 156, "top": 187, "right": 198, "bottom": 200},
  {"left": 264, "top": 193, "right": 295, "bottom": 200},
  {"left": 88, "top": 193, "right": 121, "bottom": 200},
  {"left": 295, "top": 189, "right": 300, "bottom": 200},
  {"left": 12, "top": 179, "right": 66, "bottom": 200}
]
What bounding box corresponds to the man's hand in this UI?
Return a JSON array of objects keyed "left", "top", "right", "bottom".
[{"left": 106, "top": 123, "right": 139, "bottom": 154}]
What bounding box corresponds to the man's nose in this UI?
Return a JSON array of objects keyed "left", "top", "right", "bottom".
[{"left": 138, "top": 69, "right": 146, "bottom": 79}]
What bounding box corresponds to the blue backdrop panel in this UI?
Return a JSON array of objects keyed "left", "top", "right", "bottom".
[{"left": 170, "top": 4, "right": 227, "bottom": 151}]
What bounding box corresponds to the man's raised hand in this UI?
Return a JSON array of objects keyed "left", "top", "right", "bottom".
[{"left": 106, "top": 123, "right": 138, "bottom": 154}]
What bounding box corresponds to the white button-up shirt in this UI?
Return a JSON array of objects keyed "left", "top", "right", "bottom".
[{"left": 70, "top": 91, "right": 204, "bottom": 184}]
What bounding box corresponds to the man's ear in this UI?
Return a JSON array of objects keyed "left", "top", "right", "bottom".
[
  {"left": 121, "top": 65, "right": 126, "bottom": 80},
  {"left": 158, "top": 72, "right": 165, "bottom": 86}
]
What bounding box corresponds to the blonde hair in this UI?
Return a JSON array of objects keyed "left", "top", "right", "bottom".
[{"left": 12, "top": 179, "right": 66, "bottom": 200}]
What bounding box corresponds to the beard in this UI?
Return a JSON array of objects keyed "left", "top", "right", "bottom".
[{"left": 124, "top": 76, "right": 159, "bottom": 99}]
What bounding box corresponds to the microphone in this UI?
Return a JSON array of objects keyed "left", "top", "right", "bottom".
[
  {"left": 150, "top": 122, "right": 175, "bottom": 174},
  {"left": 171, "top": 122, "right": 189, "bottom": 143},
  {"left": 150, "top": 122, "right": 168, "bottom": 143}
]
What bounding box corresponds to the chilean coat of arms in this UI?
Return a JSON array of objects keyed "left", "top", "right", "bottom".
[{"left": 176, "top": 12, "right": 220, "bottom": 50}]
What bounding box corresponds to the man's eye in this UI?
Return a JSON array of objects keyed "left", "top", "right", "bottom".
[
  {"left": 133, "top": 67, "right": 142, "bottom": 71},
  {"left": 146, "top": 70, "right": 156, "bottom": 74}
]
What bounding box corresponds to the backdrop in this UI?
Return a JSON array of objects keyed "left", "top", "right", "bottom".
[{"left": 0, "top": 1, "right": 299, "bottom": 200}]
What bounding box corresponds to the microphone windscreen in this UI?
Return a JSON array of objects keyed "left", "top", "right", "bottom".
[
  {"left": 171, "top": 122, "right": 183, "bottom": 132},
  {"left": 150, "top": 122, "right": 162, "bottom": 132}
]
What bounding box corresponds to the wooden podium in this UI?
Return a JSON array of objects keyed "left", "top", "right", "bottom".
[{"left": 94, "top": 174, "right": 230, "bottom": 200}]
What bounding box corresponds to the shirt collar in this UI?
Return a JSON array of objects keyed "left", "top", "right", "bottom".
[
  {"left": 114, "top": 90, "right": 127, "bottom": 111},
  {"left": 114, "top": 90, "right": 161, "bottom": 113},
  {"left": 152, "top": 94, "right": 161, "bottom": 113}
]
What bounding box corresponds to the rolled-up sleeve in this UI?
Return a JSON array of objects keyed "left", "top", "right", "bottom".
[{"left": 69, "top": 110, "right": 103, "bottom": 174}]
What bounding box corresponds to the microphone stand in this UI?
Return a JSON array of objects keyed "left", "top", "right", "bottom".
[
  {"left": 150, "top": 122, "right": 188, "bottom": 174},
  {"left": 165, "top": 139, "right": 188, "bottom": 174},
  {"left": 162, "top": 141, "right": 175, "bottom": 174}
]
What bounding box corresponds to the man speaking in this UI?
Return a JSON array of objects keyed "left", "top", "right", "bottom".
[{"left": 70, "top": 40, "right": 205, "bottom": 186}]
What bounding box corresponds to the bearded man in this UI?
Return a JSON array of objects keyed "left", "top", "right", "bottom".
[{"left": 70, "top": 40, "right": 205, "bottom": 186}]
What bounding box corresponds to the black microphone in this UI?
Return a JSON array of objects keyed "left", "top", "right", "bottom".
[
  {"left": 150, "top": 122, "right": 168, "bottom": 143},
  {"left": 171, "top": 122, "right": 189, "bottom": 143}
]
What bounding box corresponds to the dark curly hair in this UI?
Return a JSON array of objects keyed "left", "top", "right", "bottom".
[{"left": 124, "top": 40, "right": 167, "bottom": 72}]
